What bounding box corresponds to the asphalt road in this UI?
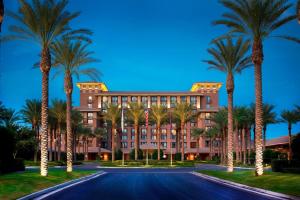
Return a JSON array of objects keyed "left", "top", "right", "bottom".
[{"left": 40, "top": 168, "right": 279, "bottom": 200}]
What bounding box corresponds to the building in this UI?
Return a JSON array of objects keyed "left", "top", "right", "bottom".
[
  {"left": 75, "top": 82, "right": 222, "bottom": 160},
  {"left": 266, "top": 136, "right": 289, "bottom": 154}
]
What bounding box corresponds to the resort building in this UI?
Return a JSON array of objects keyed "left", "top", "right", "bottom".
[{"left": 74, "top": 82, "right": 222, "bottom": 160}]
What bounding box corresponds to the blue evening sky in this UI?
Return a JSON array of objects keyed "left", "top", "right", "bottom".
[{"left": 0, "top": 0, "right": 299, "bottom": 139}]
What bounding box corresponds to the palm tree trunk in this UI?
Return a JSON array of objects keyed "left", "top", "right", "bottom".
[
  {"left": 65, "top": 74, "right": 73, "bottom": 172},
  {"left": 34, "top": 125, "right": 39, "bottom": 163},
  {"left": 247, "top": 128, "right": 251, "bottom": 165},
  {"left": 40, "top": 47, "right": 51, "bottom": 176},
  {"left": 157, "top": 125, "right": 161, "bottom": 160},
  {"left": 57, "top": 123, "right": 62, "bottom": 161},
  {"left": 235, "top": 126, "right": 239, "bottom": 162},
  {"left": 112, "top": 124, "right": 116, "bottom": 161},
  {"left": 242, "top": 128, "right": 246, "bottom": 165},
  {"left": 288, "top": 124, "right": 292, "bottom": 160},
  {"left": 176, "top": 127, "right": 180, "bottom": 153},
  {"left": 134, "top": 123, "right": 138, "bottom": 160},
  {"left": 181, "top": 122, "right": 184, "bottom": 161},
  {"left": 227, "top": 75, "right": 234, "bottom": 172},
  {"left": 252, "top": 39, "right": 264, "bottom": 176},
  {"left": 263, "top": 126, "right": 266, "bottom": 151},
  {"left": 49, "top": 127, "right": 53, "bottom": 161}
]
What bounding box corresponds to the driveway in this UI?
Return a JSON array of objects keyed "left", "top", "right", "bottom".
[{"left": 40, "top": 168, "right": 278, "bottom": 200}]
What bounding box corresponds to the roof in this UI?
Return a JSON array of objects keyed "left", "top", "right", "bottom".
[{"left": 266, "top": 136, "right": 289, "bottom": 146}]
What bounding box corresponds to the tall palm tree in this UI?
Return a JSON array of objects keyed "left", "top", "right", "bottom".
[
  {"left": 262, "top": 104, "right": 277, "bottom": 150},
  {"left": 103, "top": 104, "right": 120, "bottom": 161},
  {"left": 49, "top": 99, "right": 66, "bottom": 161},
  {"left": 215, "top": 0, "right": 298, "bottom": 176},
  {"left": 20, "top": 99, "right": 41, "bottom": 162},
  {"left": 191, "top": 128, "right": 205, "bottom": 159},
  {"left": 71, "top": 109, "right": 83, "bottom": 161},
  {"left": 127, "top": 102, "right": 144, "bottom": 160},
  {"left": 149, "top": 105, "right": 168, "bottom": 160},
  {"left": 172, "top": 103, "right": 194, "bottom": 161},
  {"left": 51, "top": 38, "right": 99, "bottom": 172},
  {"left": 281, "top": 110, "right": 298, "bottom": 160},
  {"left": 204, "top": 37, "right": 252, "bottom": 172},
  {"left": 6, "top": 0, "right": 89, "bottom": 176},
  {"left": 1, "top": 108, "right": 20, "bottom": 130}
]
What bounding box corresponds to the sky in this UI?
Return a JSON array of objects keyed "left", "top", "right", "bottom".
[{"left": 0, "top": 0, "right": 299, "bottom": 139}]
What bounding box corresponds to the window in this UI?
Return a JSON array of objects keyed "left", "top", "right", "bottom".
[
  {"left": 171, "top": 129, "right": 176, "bottom": 139},
  {"left": 171, "top": 142, "right": 176, "bottom": 148},
  {"left": 88, "top": 96, "right": 93, "bottom": 103},
  {"left": 102, "top": 96, "right": 108, "bottom": 108},
  {"left": 131, "top": 142, "right": 134, "bottom": 148},
  {"left": 121, "top": 142, "right": 128, "bottom": 148},
  {"left": 151, "top": 134, "right": 156, "bottom": 140},
  {"left": 88, "top": 119, "right": 93, "bottom": 124},
  {"left": 161, "top": 129, "right": 167, "bottom": 140},
  {"left": 131, "top": 129, "right": 135, "bottom": 140},
  {"left": 170, "top": 96, "right": 177, "bottom": 108},
  {"left": 190, "top": 96, "right": 197, "bottom": 106},
  {"left": 205, "top": 113, "right": 211, "bottom": 119},
  {"left": 131, "top": 96, "right": 138, "bottom": 102},
  {"left": 88, "top": 112, "right": 93, "bottom": 119},
  {"left": 205, "top": 140, "right": 210, "bottom": 147},
  {"left": 151, "top": 142, "right": 157, "bottom": 147},
  {"left": 141, "top": 142, "right": 147, "bottom": 145},
  {"left": 160, "top": 96, "right": 167, "bottom": 107},
  {"left": 88, "top": 103, "right": 92, "bottom": 108},
  {"left": 121, "top": 135, "right": 128, "bottom": 140},
  {"left": 180, "top": 96, "right": 187, "bottom": 103},
  {"left": 122, "top": 96, "right": 128, "bottom": 107},
  {"left": 112, "top": 96, "right": 118, "bottom": 105},
  {"left": 151, "top": 96, "right": 157, "bottom": 106},
  {"left": 190, "top": 142, "right": 197, "bottom": 148},
  {"left": 161, "top": 142, "right": 167, "bottom": 149},
  {"left": 205, "top": 119, "right": 211, "bottom": 124},
  {"left": 141, "top": 96, "right": 148, "bottom": 107},
  {"left": 206, "top": 96, "right": 211, "bottom": 104},
  {"left": 141, "top": 128, "right": 147, "bottom": 140}
]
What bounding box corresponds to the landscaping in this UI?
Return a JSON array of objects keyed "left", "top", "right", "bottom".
[
  {"left": 196, "top": 170, "right": 300, "bottom": 197},
  {"left": 99, "top": 160, "right": 205, "bottom": 167},
  {"left": 0, "top": 169, "right": 97, "bottom": 200}
]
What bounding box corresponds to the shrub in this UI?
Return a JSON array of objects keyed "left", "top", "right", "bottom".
[
  {"left": 76, "top": 153, "right": 85, "bottom": 161},
  {"left": 271, "top": 160, "right": 300, "bottom": 173},
  {"left": 174, "top": 153, "right": 181, "bottom": 161},
  {"left": 129, "top": 149, "right": 143, "bottom": 160},
  {"left": 0, "top": 158, "right": 25, "bottom": 174},
  {"left": 292, "top": 133, "right": 300, "bottom": 160},
  {"left": 115, "top": 149, "right": 123, "bottom": 160},
  {"left": 152, "top": 149, "right": 163, "bottom": 160}
]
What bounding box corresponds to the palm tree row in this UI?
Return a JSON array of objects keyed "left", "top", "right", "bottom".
[
  {"left": 209, "top": 0, "right": 299, "bottom": 176},
  {"left": 5, "top": 0, "right": 100, "bottom": 176}
]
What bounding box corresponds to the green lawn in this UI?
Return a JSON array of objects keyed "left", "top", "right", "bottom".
[
  {"left": 197, "top": 170, "right": 300, "bottom": 197},
  {"left": 0, "top": 169, "right": 97, "bottom": 200}
]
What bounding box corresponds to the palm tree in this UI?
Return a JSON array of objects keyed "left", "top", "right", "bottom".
[
  {"left": 20, "top": 99, "right": 41, "bottom": 162},
  {"left": 1, "top": 108, "right": 20, "bottom": 129},
  {"left": 51, "top": 38, "right": 99, "bottom": 172},
  {"left": 262, "top": 104, "right": 277, "bottom": 150},
  {"left": 215, "top": 0, "right": 298, "bottom": 176},
  {"left": 281, "top": 110, "right": 298, "bottom": 160},
  {"left": 49, "top": 99, "right": 66, "bottom": 161},
  {"left": 297, "top": 0, "right": 300, "bottom": 24},
  {"left": 204, "top": 37, "right": 252, "bottom": 172},
  {"left": 93, "top": 128, "right": 108, "bottom": 159},
  {"left": 210, "top": 108, "right": 228, "bottom": 164},
  {"left": 0, "top": 0, "right": 3, "bottom": 32},
  {"left": 71, "top": 109, "right": 83, "bottom": 161},
  {"left": 206, "top": 127, "right": 219, "bottom": 160},
  {"left": 191, "top": 128, "right": 205, "bottom": 159},
  {"left": 149, "top": 105, "right": 168, "bottom": 160},
  {"left": 127, "top": 102, "right": 145, "bottom": 160},
  {"left": 6, "top": 0, "right": 89, "bottom": 176},
  {"left": 103, "top": 104, "right": 120, "bottom": 161},
  {"left": 172, "top": 103, "right": 194, "bottom": 161}
]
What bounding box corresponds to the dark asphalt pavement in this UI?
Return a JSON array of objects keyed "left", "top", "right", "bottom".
[{"left": 40, "top": 168, "right": 278, "bottom": 200}]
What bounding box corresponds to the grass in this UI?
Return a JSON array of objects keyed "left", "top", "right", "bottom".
[
  {"left": 24, "top": 160, "right": 83, "bottom": 167},
  {"left": 0, "top": 169, "right": 97, "bottom": 200},
  {"left": 197, "top": 170, "right": 300, "bottom": 197}
]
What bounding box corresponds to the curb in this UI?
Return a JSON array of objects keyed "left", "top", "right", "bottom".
[
  {"left": 190, "top": 172, "right": 300, "bottom": 200},
  {"left": 18, "top": 171, "right": 106, "bottom": 200}
]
